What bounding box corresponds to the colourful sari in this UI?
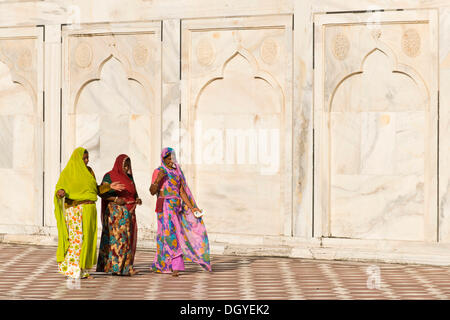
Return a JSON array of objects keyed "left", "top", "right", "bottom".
[
  {"left": 54, "top": 147, "right": 110, "bottom": 279},
  {"left": 96, "top": 154, "right": 138, "bottom": 275},
  {"left": 151, "top": 147, "right": 211, "bottom": 273}
]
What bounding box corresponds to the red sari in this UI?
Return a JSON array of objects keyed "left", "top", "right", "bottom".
[{"left": 96, "top": 154, "right": 139, "bottom": 274}]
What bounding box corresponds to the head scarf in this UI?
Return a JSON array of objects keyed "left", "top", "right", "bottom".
[
  {"left": 160, "top": 147, "right": 197, "bottom": 208},
  {"left": 54, "top": 147, "right": 98, "bottom": 262},
  {"left": 101, "top": 154, "right": 138, "bottom": 217},
  {"left": 159, "top": 147, "right": 211, "bottom": 271}
]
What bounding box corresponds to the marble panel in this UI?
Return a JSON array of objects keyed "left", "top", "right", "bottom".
[
  {"left": 331, "top": 174, "right": 424, "bottom": 240},
  {"left": 438, "top": 7, "right": 450, "bottom": 243},
  {"left": 0, "top": 115, "right": 13, "bottom": 168},
  {"left": 330, "top": 112, "right": 361, "bottom": 175},
  {"left": 98, "top": 114, "right": 130, "bottom": 168},
  {"left": 61, "top": 22, "right": 161, "bottom": 231},
  {"left": 74, "top": 113, "right": 100, "bottom": 162},
  {"left": 359, "top": 112, "right": 396, "bottom": 176},
  {"left": 0, "top": 26, "right": 43, "bottom": 229},
  {"left": 12, "top": 115, "right": 36, "bottom": 170},
  {"left": 395, "top": 111, "right": 426, "bottom": 176},
  {"left": 198, "top": 170, "right": 282, "bottom": 236},
  {"left": 182, "top": 15, "right": 292, "bottom": 236},
  {"left": 0, "top": 171, "right": 36, "bottom": 226},
  {"left": 314, "top": 10, "right": 438, "bottom": 241}
]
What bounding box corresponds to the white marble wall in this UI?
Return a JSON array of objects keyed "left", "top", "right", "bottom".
[
  {"left": 439, "top": 6, "right": 450, "bottom": 243},
  {"left": 181, "top": 16, "right": 293, "bottom": 236},
  {"left": 0, "top": 0, "right": 448, "bottom": 265},
  {"left": 57, "top": 22, "right": 162, "bottom": 231},
  {"left": 314, "top": 10, "right": 438, "bottom": 242},
  {"left": 0, "top": 27, "right": 43, "bottom": 228}
]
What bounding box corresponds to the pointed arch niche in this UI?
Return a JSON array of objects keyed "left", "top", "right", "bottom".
[
  {"left": 328, "top": 47, "right": 429, "bottom": 241},
  {"left": 61, "top": 23, "right": 162, "bottom": 230},
  {"left": 193, "top": 50, "right": 283, "bottom": 236},
  {"left": 313, "top": 11, "right": 438, "bottom": 243},
  {"left": 182, "top": 16, "right": 293, "bottom": 237}
]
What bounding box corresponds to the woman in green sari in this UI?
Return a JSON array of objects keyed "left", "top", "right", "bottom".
[{"left": 54, "top": 147, "right": 125, "bottom": 279}]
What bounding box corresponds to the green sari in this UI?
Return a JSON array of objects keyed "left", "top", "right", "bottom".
[{"left": 54, "top": 147, "right": 103, "bottom": 271}]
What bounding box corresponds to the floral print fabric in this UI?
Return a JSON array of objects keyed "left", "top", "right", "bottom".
[
  {"left": 151, "top": 158, "right": 211, "bottom": 272},
  {"left": 96, "top": 203, "right": 135, "bottom": 275},
  {"left": 58, "top": 205, "right": 89, "bottom": 279},
  {"left": 157, "top": 148, "right": 211, "bottom": 271},
  {"left": 152, "top": 197, "right": 185, "bottom": 273}
]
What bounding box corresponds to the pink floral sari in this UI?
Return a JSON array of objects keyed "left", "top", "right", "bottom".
[{"left": 151, "top": 147, "right": 211, "bottom": 272}]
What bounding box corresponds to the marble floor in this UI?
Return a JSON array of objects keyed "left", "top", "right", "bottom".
[{"left": 0, "top": 243, "right": 450, "bottom": 300}]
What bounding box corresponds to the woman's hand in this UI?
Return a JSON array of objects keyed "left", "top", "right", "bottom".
[
  {"left": 57, "top": 189, "right": 66, "bottom": 198},
  {"left": 156, "top": 170, "right": 166, "bottom": 183},
  {"left": 192, "top": 207, "right": 202, "bottom": 214},
  {"left": 110, "top": 181, "right": 126, "bottom": 191},
  {"left": 136, "top": 198, "right": 142, "bottom": 205},
  {"left": 115, "top": 197, "right": 126, "bottom": 205},
  {"left": 150, "top": 171, "right": 165, "bottom": 195}
]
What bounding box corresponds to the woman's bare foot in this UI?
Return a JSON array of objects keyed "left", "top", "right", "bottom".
[
  {"left": 81, "top": 270, "right": 92, "bottom": 279},
  {"left": 172, "top": 270, "right": 179, "bottom": 277},
  {"left": 129, "top": 269, "right": 139, "bottom": 276}
]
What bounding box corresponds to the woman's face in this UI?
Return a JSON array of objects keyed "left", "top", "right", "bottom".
[
  {"left": 83, "top": 151, "right": 89, "bottom": 166},
  {"left": 163, "top": 154, "right": 174, "bottom": 168},
  {"left": 123, "top": 158, "right": 131, "bottom": 174}
]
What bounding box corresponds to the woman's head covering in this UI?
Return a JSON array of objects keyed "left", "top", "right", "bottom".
[
  {"left": 55, "top": 147, "right": 98, "bottom": 201},
  {"left": 102, "top": 154, "right": 137, "bottom": 215},
  {"left": 109, "top": 154, "right": 136, "bottom": 196},
  {"left": 159, "top": 147, "right": 211, "bottom": 271},
  {"left": 54, "top": 147, "right": 98, "bottom": 262},
  {"left": 160, "top": 147, "right": 197, "bottom": 209}
]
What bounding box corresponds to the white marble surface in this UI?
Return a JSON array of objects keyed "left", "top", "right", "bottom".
[
  {"left": 438, "top": 7, "right": 450, "bottom": 243},
  {"left": 0, "top": 27, "right": 43, "bottom": 227},
  {"left": 69, "top": 58, "right": 157, "bottom": 230},
  {"left": 0, "top": 0, "right": 448, "bottom": 265},
  {"left": 0, "top": 115, "right": 14, "bottom": 168},
  {"left": 181, "top": 15, "right": 292, "bottom": 236},
  {"left": 54, "top": 22, "right": 162, "bottom": 231},
  {"left": 43, "top": 25, "right": 63, "bottom": 227},
  {"left": 162, "top": 19, "right": 181, "bottom": 151},
  {"left": 315, "top": 9, "right": 438, "bottom": 241}
]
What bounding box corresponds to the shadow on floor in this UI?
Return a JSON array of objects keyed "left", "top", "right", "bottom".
[{"left": 128, "top": 256, "right": 263, "bottom": 275}]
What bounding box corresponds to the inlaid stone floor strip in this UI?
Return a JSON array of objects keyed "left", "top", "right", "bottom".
[
  {"left": 318, "top": 264, "right": 352, "bottom": 299},
  {"left": 7, "top": 256, "right": 54, "bottom": 299},
  {"left": 404, "top": 268, "right": 448, "bottom": 299},
  {"left": 1, "top": 244, "right": 450, "bottom": 300},
  {"left": 278, "top": 260, "right": 304, "bottom": 299},
  {"left": 238, "top": 258, "right": 257, "bottom": 300}
]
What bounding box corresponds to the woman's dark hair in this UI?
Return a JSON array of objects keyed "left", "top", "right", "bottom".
[{"left": 163, "top": 153, "right": 171, "bottom": 159}]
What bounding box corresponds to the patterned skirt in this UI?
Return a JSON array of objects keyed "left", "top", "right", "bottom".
[
  {"left": 58, "top": 205, "right": 90, "bottom": 279},
  {"left": 96, "top": 203, "right": 136, "bottom": 275},
  {"left": 151, "top": 198, "right": 185, "bottom": 273}
]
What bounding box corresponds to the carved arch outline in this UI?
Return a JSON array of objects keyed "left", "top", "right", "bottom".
[
  {"left": 0, "top": 55, "right": 37, "bottom": 111},
  {"left": 71, "top": 51, "right": 154, "bottom": 114},
  {"left": 328, "top": 41, "right": 430, "bottom": 113},
  {"left": 193, "top": 48, "right": 285, "bottom": 113}
]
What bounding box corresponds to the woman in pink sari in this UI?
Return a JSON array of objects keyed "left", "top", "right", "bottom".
[{"left": 149, "top": 147, "right": 211, "bottom": 276}]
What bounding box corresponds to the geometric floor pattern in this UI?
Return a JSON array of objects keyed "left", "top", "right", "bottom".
[{"left": 1, "top": 243, "right": 450, "bottom": 300}]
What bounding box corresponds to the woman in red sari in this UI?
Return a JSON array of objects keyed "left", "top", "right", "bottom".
[{"left": 96, "top": 154, "right": 142, "bottom": 276}]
